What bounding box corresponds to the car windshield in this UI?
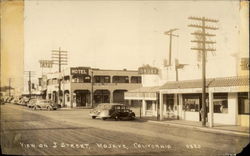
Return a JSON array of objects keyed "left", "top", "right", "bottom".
[
  {"left": 94, "top": 104, "right": 122, "bottom": 110},
  {"left": 40, "top": 100, "right": 52, "bottom": 104}
]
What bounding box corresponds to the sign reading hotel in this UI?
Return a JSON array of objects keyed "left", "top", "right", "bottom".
[
  {"left": 138, "top": 64, "right": 159, "bottom": 75},
  {"left": 39, "top": 60, "right": 53, "bottom": 68},
  {"left": 71, "top": 67, "right": 89, "bottom": 76}
]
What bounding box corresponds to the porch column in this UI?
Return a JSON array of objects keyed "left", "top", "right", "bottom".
[
  {"left": 209, "top": 91, "right": 214, "bottom": 127},
  {"left": 179, "top": 94, "right": 183, "bottom": 119},
  {"left": 142, "top": 99, "right": 146, "bottom": 116},
  {"left": 160, "top": 92, "right": 164, "bottom": 120},
  {"left": 110, "top": 90, "right": 113, "bottom": 103}
]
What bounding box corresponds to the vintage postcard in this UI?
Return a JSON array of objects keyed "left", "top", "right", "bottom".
[{"left": 1, "top": 0, "right": 249, "bottom": 155}]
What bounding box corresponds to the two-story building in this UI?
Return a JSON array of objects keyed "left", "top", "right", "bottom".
[{"left": 45, "top": 67, "right": 142, "bottom": 108}]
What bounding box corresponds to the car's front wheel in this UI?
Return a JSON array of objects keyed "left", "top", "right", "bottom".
[
  {"left": 47, "top": 106, "right": 52, "bottom": 111},
  {"left": 114, "top": 115, "right": 120, "bottom": 121},
  {"left": 92, "top": 116, "right": 96, "bottom": 119},
  {"left": 33, "top": 106, "right": 37, "bottom": 111}
]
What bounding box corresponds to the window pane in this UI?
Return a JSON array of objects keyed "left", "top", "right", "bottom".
[
  {"left": 213, "top": 93, "right": 228, "bottom": 113},
  {"left": 238, "top": 92, "right": 249, "bottom": 114},
  {"left": 146, "top": 101, "right": 153, "bottom": 110}
]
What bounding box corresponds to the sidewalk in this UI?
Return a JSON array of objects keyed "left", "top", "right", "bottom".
[{"left": 140, "top": 117, "right": 249, "bottom": 137}]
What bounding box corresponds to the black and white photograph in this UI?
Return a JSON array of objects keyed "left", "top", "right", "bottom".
[{"left": 0, "top": 0, "right": 249, "bottom": 155}]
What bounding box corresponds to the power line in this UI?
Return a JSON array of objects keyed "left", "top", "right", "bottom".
[{"left": 188, "top": 16, "right": 218, "bottom": 127}]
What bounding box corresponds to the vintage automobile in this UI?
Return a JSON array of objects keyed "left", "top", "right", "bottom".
[
  {"left": 27, "top": 98, "right": 38, "bottom": 108},
  {"left": 89, "top": 103, "right": 136, "bottom": 120},
  {"left": 33, "top": 99, "right": 57, "bottom": 111}
]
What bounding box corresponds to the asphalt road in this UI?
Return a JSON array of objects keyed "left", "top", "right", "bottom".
[{"left": 1, "top": 103, "right": 249, "bottom": 156}]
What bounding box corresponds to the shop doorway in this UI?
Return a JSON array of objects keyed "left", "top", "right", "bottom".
[
  {"left": 94, "top": 90, "right": 110, "bottom": 104},
  {"left": 113, "top": 90, "right": 127, "bottom": 104},
  {"left": 52, "top": 91, "right": 57, "bottom": 103},
  {"left": 74, "top": 90, "right": 91, "bottom": 107}
]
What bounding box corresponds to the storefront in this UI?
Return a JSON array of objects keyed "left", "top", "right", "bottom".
[
  {"left": 159, "top": 76, "right": 249, "bottom": 127},
  {"left": 74, "top": 90, "right": 91, "bottom": 107},
  {"left": 125, "top": 86, "right": 159, "bottom": 116}
]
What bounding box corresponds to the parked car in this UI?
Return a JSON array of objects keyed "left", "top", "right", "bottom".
[
  {"left": 89, "top": 103, "right": 136, "bottom": 120},
  {"left": 5, "top": 97, "right": 13, "bottom": 103},
  {"left": 18, "top": 97, "right": 29, "bottom": 106},
  {"left": 27, "top": 98, "right": 38, "bottom": 108},
  {"left": 12, "top": 97, "right": 19, "bottom": 104},
  {"left": 33, "top": 100, "right": 57, "bottom": 111}
]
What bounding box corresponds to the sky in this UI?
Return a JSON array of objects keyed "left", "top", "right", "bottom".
[{"left": 24, "top": 0, "right": 241, "bottom": 77}]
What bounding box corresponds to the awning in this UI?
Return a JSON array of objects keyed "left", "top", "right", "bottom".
[
  {"left": 160, "top": 76, "right": 249, "bottom": 93},
  {"left": 124, "top": 86, "right": 160, "bottom": 100}
]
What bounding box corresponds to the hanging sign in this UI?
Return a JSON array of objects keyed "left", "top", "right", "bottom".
[{"left": 39, "top": 60, "right": 53, "bottom": 68}]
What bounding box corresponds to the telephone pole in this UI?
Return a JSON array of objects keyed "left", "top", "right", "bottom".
[
  {"left": 164, "top": 28, "right": 179, "bottom": 66},
  {"left": 24, "top": 71, "right": 36, "bottom": 98},
  {"left": 8, "top": 78, "right": 11, "bottom": 96},
  {"left": 51, "top": 47, "right": 68, "bottom": 106},
  {"left": 188, "top": 16, "right": 218, "bottom": 127}
]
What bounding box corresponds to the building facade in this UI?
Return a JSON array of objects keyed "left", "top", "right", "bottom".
[
  {"left": 45, "top": 67, "right": 142, "bottom": 108},
  {"left": 125, "top": 62, "right": 249, "bottom": 127}
]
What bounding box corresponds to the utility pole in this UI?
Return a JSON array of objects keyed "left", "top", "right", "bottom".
[
  {"left": 8, "top": 78, "right": 11, "bottom": 96},
  {"left": 91, "top": 70, "right": 94, "bottom": 108},
  {"left": 164, "top": 28, "right": 179, "bottom": 66},
  {"left": 24, "top": 71, "right": 35, "bottom": 99},
  {"left": 188, "top": 16, "right": 218, "bottom": 127},
  {"left": 51, "top": 47, "right": 68, "bottom": 106}
]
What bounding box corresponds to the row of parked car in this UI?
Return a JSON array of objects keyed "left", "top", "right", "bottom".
[
  {"left": 1, "top": 96, "right": 136, "bottom": 120},
  {"left": 1, "top": 96, "right": 58, "bottom": 111}
]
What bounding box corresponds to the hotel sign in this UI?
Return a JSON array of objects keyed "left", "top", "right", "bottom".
[{"left": 70, "top": 67, "right": 89, "bottom": 76}]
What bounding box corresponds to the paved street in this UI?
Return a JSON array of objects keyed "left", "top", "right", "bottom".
[{"left": 1, "top": 103, "right": 249, "bottom": 156}]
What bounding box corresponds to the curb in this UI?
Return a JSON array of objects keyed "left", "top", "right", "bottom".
[{"left": 147, "top": 120, "right": 249, "bottom": 137}]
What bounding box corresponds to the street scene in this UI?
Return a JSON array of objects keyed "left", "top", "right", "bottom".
[
  {"left": 1, "top": 0, "right": 249, "bottom": 156},
  {"left": 1, "top": 103, "right": 249, "bottom": 155}
]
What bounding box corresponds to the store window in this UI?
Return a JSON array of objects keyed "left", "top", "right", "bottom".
[
  {"left": 183, "top": 94, "right": 200, "bottom": 112},
  {"left": 238, "top": 92, "right": 249, "bottom": 115},
  {"left": 72, "top": 75, "right": 91, "bottom": 83},
  {"left": 146, "top": 100, "right": 153, "bottom": 110},
  {"left": 112, "top": 76, "right": 129, "bottom": 83},
  {"left": 131, "top": 76, "right": 141, "bottom": 83},
  {"left": 94, "top": 76, "right": 110, "bottom": 83},
  {"left": 52, "top": 78, "right": 58, "bottom": 84},
  {"left": 163, "top": 94, "right": 174, "bottom": 111},
  {"left": 213, "top": 93, "right": 228, "bottom": 113},
  {"left": 83, "top": 76, "right": 91, "bottom": 83}
]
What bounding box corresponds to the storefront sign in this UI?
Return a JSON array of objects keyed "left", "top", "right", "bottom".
[
  {"left": 39, "top": 60, "right": 53, "bottom": 68},
  {"left": 212, "top": 86, "right": 249, "bottom": 92},
  {"left": 71, "top": 67, "right": 89, "bottom": 76},
  {"left": 161, "top": 88, "right": 202, "bottom": 94}
]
